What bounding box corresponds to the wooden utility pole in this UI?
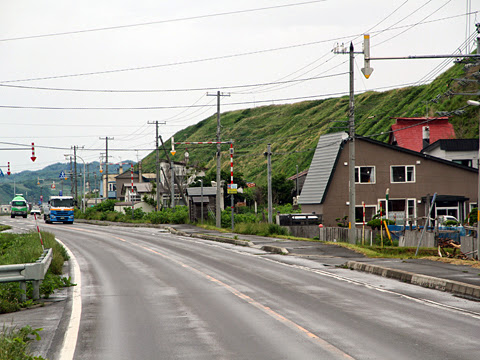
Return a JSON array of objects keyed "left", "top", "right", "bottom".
[{"left": 207, "top": 91, "right": 230, "bottom": 228}]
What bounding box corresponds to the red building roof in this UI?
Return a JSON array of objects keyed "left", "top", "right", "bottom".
[{"left": 388, "top": 117, "right": 455, "bottom": 152}]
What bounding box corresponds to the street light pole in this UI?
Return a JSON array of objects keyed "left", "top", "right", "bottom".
[{"left": 467, "top": 99, "right": 480, "bottom": 260}]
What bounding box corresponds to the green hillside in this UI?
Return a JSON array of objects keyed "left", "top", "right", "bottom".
[
  {"left": 0, "top": 161, "right": 126, "bottom": 206},
  {"left": 142, "top": 61, "right": 480, "bottom": 184}
]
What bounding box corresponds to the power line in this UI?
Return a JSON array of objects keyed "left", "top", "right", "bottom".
[
  {"left": 0, "top": 1, "right": 327, "bottom": 43},
  {"left": 0, "top": 80, "right": 425, "bottom": 110},
  {"left": 0, "top": 72, "right": 348, "bottom": 93},
  {"left": 1, "top": 12, "right": 474, "bottom": 85}
]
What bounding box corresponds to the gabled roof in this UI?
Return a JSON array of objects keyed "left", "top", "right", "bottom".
[
  {"left": 287, "top": 169, "right": 308, "bottom": 181},
  {"left": 186, "top": 187, "right": 218, "bottom": 197},
  {"left": 299, "top": 132, "right": 477, "bottom": 206},
  {"left": 388, "top": 117, "right": 455, "bottom": 152},
  {"left": 298, "top": 132, "right": 348, "bottom": 205},
  {"left": 121, "top": 182, "right": 154, "bottom": 196},
  {"left": 422, "top": 139, "right": 479, "bottom": 153}
]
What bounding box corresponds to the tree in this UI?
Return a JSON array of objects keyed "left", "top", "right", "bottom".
[{"left": 271, "top": 174, "right": 294, "bottom": 205}]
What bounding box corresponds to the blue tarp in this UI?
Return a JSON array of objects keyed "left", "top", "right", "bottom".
[{"left": 387, "top": 225, "right": 465, "bottom": 243}]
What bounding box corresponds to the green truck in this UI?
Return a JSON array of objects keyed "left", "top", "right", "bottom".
[{"left": 11, "top": 194, "right": 28, "bottom": 218}]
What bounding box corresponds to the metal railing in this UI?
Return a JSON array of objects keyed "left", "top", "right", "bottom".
[{"left": 0, "top": 248, "right": 53, "bottom": 301}]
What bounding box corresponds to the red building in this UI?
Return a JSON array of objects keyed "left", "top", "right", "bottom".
[{"left": 388, "top": 117, "right": 455, "bottom": 152}]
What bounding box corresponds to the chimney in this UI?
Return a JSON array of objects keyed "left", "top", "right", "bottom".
[
  {"left": 422, "top": 126, "right": 430, "bottom": 148},
  {"left": 138, "top": 161, "right": 142, "bottom": 183}
]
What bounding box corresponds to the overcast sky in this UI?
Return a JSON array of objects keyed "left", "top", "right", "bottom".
[{"left": 0, "top": 0, "right": 477, "bottom": 175}]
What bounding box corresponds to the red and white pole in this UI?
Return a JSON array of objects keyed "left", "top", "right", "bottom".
[
  {"left": 33, "top": 213, "right": 44, "bottom": 251},
  {"left": 230, "top": 143, "right": 234, "bottom": 185},
  {"left": 131, "top": 164, "right": 134, "bottom": 218}
]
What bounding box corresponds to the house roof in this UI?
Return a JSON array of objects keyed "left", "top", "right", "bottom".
[
  {"left": 388, "top": 117, "right": 455, "bottom": 152},
  {"left": 186, "top": 187, "right": 218, "bottom": 197},
  {"left": 359, "top": 135, "right": 477, "bottom": 172},
  {"left": 297, "top": 132, "right": 348, "bottom": 205},
  {"left": 422, "top": 139, "right": 479, "bottom": 153},
  {"left": 287, "top": 169, "right": 308, "bottom": 181},
  {"left": 298, "top": 132, "right": 477, "bottom": 206},
  {"left": 121, "top": 182, "right": 154, "bottom": 195}
]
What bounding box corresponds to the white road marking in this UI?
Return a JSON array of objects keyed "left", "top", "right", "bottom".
[{"left": 56, "top": 237, "right": 82, "bottom": 360}]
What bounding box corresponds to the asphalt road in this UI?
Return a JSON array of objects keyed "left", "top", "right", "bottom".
[{"left": 1, "top": 217, "right": 480, "bottom": 360}]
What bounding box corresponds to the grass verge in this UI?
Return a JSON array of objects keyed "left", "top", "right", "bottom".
[
  {"left": 0, "top": 231, "right": 72, "bottom": 314},
  {"left": 0, "top": 325, "right": 46, "bottom": 360}
]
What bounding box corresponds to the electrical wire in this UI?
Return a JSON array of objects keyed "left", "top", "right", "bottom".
[
  {"left": 0, "top": 72, "right": 347, "bottom": 93},
  {"left": 0, "top": 80, "right": 425, "bottom": 110},
  {"left": 0, "top": 1, "right": 327, "bottom": 43},
  {"left": 374, "top": 0, "right": 452, "bottom": 48},
  {"left": 0, "top": 11, "right": 474, "bottom": 85}
]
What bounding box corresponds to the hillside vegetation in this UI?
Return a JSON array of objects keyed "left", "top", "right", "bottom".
[{"left": 142, "top": 61, "right": 479, "bottom": 184}]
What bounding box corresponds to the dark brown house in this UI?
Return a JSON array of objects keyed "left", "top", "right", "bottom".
[{"left": 298, "top": 132, "right": 478, "bottom": 227}]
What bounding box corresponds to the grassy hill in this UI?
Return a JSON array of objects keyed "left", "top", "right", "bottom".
[{"left": 142, "top": 61, "right": 479, "bottom": 184}]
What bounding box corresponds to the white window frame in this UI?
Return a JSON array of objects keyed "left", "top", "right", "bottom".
[
  {"left": 390, "top": 165, "right": 415, "bottom": 183},
  {"left": 470, "top": 202, "right": 478, "bottom": 212},
  {"left": 406, "top": 198, "right": 416, "bottom": 225},
  {"left": 355, "top": 166, "right": 376, "bottom": 184},
  {"left": 355, "top": 204, "right": 377, "bottom": 224}
]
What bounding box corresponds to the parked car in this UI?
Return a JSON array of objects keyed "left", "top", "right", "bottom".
[
  {"left": 30, "top": 209, "right": 41, "bottom": 216},
  {"left": 438, "top": 215, "right": 459, "bottom": 226}
]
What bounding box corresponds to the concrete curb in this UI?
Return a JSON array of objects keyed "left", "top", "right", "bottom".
[
  {"left": 167, "top": 227, "right": 253, "bottom": 247},
  {"left": 260, "top": 245, "right": 289, "bottom": 255},
  {"left": 167, "top": 227, "right": 289, "bottom": 254},
  {"left": 344, "top": 261, "right": 480, "bottom": 300}
]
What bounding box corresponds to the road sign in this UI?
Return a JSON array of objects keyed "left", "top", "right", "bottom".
[
  {"left": 361, "top": 34, "right": 373, "bottom": 79},
  {"left": 59, "top": 171, "right": 66, "bottom": 179},
  {"left": 227, "top": 184, "right": 238, "bottom": 194}
]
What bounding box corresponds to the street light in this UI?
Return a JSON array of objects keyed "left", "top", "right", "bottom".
[
  {"left": 65, "top": 154, "right": 86, "bottom": 213},
  {"left": 467, "top": 100, "right": 480, "bottom": 260}
]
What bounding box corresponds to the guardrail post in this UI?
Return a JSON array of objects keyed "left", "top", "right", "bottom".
[
  {"left": 20, "top": 282, "right": 27, "bottom": 302},
  {"left": 32, "top": 281, "right": 40, "bottom": 300}
]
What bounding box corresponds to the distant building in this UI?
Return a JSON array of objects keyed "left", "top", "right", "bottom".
[
  {"left": 422, "top": 139, "right": 479, "bottom": 169},
  {"left": 388, "top": 117, "right": 455, "bottom": 152}
]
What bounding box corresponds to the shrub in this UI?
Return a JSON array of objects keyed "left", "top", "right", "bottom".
[
  {"left": 0, "top": 325, "right": 46, "bottom": 360},
  {"left": 145, "top": 206, "right": 189, "bottom": 224},
  {"left": 367, "top": 218, "right": 395, "bottom": 230}
]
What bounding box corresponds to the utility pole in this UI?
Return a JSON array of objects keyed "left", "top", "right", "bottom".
[
  {"left": 73, "top": 146, "right": 78, "bottom": 205},
  {"left": 158, "top": 135, "right": 188, "bottom": 205},
  {"left": 333, "top": 41, "right": 363, "bottom": 245},
  {"left": 148, "top": 121, "right": 166, "bottom": 211},
  {"left": 348, "top": 43, "right": 356, "bottom": 244},
  {"left": 99, "top": 137, "right": 114, "bottom": 199},
  {"left": 207, "top": 91, "right": 230, "bottom": 228},
  {"left": 267, "top": 144, "right": 272, "bottom": 224},
  {"left": 69, "top": 156, "right": 73, "bottom": 198}
]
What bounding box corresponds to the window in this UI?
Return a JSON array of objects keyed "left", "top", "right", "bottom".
[
  {"left": 391, "top": 165, "right": 415, "bottom": 183},
  {"left": 355, "top": 205, "right": 376, "bottom": 224},
  {"left": 355, "top": 166, "right": 375, "bottom": 183},
  {"left": 452, "top": 159, "right": 473, "bottom": 167}
]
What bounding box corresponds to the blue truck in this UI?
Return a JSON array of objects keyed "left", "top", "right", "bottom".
[{"left": 44, "top": 195, "right": 75, "bottom": 224}]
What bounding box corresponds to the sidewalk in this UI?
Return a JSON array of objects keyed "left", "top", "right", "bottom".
[{"left": 168, "top": 224, "right": 480, "bottom": 301}]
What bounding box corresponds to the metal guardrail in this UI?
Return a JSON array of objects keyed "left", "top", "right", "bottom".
[{"left": 0, "top": 248, "right": 53, "bottom": 301}]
